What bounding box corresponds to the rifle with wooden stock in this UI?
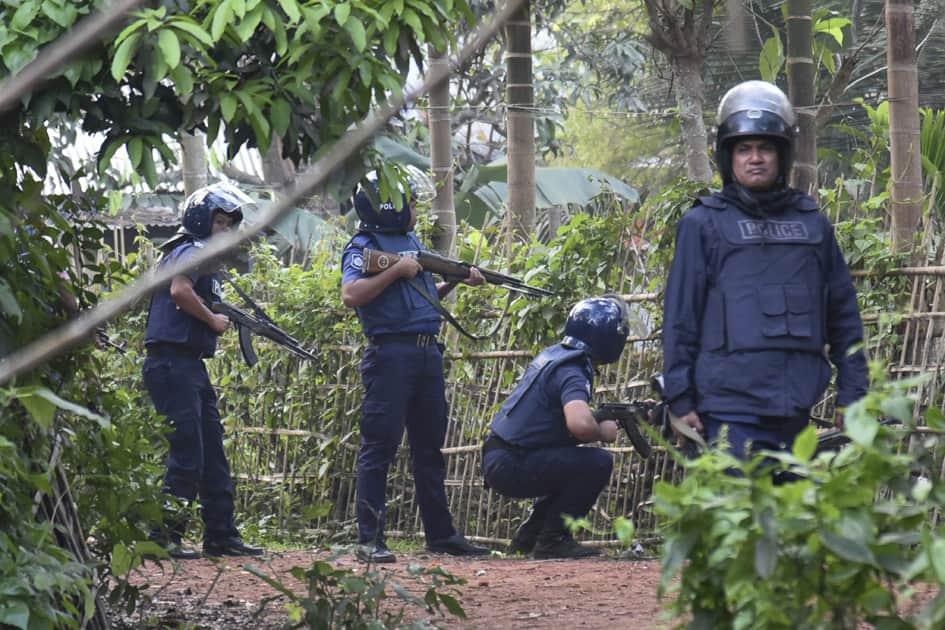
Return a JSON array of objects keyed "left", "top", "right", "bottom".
[{"left": 361, "top": 248, "right": 553, "bottom": 298}]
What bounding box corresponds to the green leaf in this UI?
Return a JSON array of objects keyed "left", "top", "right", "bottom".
[
  {"left": 157, "top": 29, "right": 181, "bottom": 69},
  {"left": 276, "top": 0, "right": 301, "bottom": 24},
  {"left": 170, "top": 64, "right": 194, "bottom": 97},
  {"left": 793, "top": 425, "right": 817, "bottom": 461},
  {"left": 128, "top": 137, "right": 143, "bottom": 168},
  {"left": 0, "top": 278, "right": 23, "bottom": 323},
  {"left": 111, "top": 543, "right": 132, "bottom": 576},
  {"left": 18, "top": 389, "right": 56, "bottom": 429},
  {"left": 270, "top": 99, "right": 291, "bottom": 137},
  {"left": 880, "top": 395, "right": 912, "bottom": 422},
  {"left": 221, "top": 94, "right": 237, "bottom": 122},
  {"left": 759, "top": 35, "right": 783, "bottom": 83},
  {"left": 822, "top": 531, "right": 877, "bottom": 566},
  {"left": 926, "top": 407, "right": 945, "bottom": 431},
  {"left": 334, "top": 2, "right": 351, "bottom": 26},
  {"left": 930, "top": 538, "right": 945, "bottom": 583},
  {"left": 168, "top": 17, "right": 213, "bottom": 47},
  {"left": 344, "top": 17, "right": 367, "bottom": 52},
  {"left": 211, "top": 0, "right": 234, "bottom": 41},
  {"left": 438, "top": 593, "right": 466, "bottom": 618},
  {"left": 401, "top": 8, "right": 424, "bottom": 40},
  {"left": 12, "top": 1, "right": 40, "bottom": 30},
  {"left": 0, "top": 601, "right": 29, "bottom": 630},
  {"left": 383, "top": 23, "right": 400, "bottom": 55},
  {"left": 111, "top": 32, "right": 141, "bottom": 81},
  {"left": 140, "top": 149, "right": 158, "bottom": 189}
]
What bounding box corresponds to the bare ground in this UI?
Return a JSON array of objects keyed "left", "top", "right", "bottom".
[{"left": 113, "top": 547, "right": 672, "bottom": 629}]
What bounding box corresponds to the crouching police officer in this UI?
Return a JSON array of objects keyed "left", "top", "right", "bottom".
[
  {"left": 143, "top": 183, "right": 263, "bottom": 559},
  {"left": 482, "top": 296, "right": 630, "bottom": 559},
  {"left": 662, "top": 80, "right": 868, "bottom": 464},
  {"left": 341, "top": 169, "right": 490, "bottom": 563}
]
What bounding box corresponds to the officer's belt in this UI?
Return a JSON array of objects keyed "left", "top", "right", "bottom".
[
  {"left": 146, "top": 342, "right": 205, "bottom": 360},
  {"left": 368, "top": 332, "right": 438, "bottom": 347}
]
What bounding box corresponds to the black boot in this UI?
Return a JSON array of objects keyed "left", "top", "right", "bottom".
[
  {"left": 148, "top": 514, "right": 200, "bottom": 560},
  {"left": 532, "top": 531, "right": 600, "bottom": 560},
  {"left": 507, "top": 505, "right": 548, "bottom": 555}
]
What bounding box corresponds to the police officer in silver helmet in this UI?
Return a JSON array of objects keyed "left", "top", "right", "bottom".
[
  {"left": 661, "top": 81, "right": 868, "bottom": 469},
  {"left": 143, "top": 182, "right": 263, "bottom": 558}
]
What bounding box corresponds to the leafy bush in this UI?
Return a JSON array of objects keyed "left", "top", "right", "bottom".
[
  {"left": 654, "top": 367, "right": 945, "bottom": 629},
  {"left": 245, "top": 550, "right": 466, "bottom": 629}
]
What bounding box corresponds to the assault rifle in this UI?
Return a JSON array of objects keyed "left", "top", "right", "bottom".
[
  {"left": 361, "top": 248, "right": 553, "bottom": 298},
  {"left": 594, "top": 400, "right": 663, "bottom": 458},
  {"left": 209, "top": 301, "right": 318, "bottom": 367},
  {"left": 95, "top": 329, "right": 127, "bottom": 355},
  {"left": 815, "top": 417, "right": 902, "bottom": 454},
  {"left": 206, "top": 276, "right": 317, "bottom": 367}
]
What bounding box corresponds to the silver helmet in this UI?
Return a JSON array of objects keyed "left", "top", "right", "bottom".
[{"left": 715, "top": 81, "right": 797, "bottom": 186}]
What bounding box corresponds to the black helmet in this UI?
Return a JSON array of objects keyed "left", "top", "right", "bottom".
[
  {"left": 353, "top": 166, "right": 435, "bottom": 233},
  {"left": 562, "top": 295, "right": 631, "bottom": 364},
  {"left": 715, "top": 80, "right": 796, "bottom": 185},
  {"left": 180, "top": 182, "right": 253, "bottom": 239}
]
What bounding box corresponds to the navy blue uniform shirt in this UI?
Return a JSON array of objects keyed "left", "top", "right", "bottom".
[{"left": 145, "top": 241, "right": 222, "bottom": 358}]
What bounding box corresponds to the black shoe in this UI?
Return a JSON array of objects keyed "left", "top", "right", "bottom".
[
  {"left": 147, "top": 534, "right": 201, "bottom": 560},
  {"left": 507, "top": 531, "right": 537, "bottom": 555},
  {"left": 356, "top": 543, "right": 396, "bottom": 564},
  {"left": 203, "top": 536, "right": 264, "bottom": 557},
  {"left": 426, "top": 534, "right": 490, "bottom": 556},
  {"left": 532, "top": 534, "right": 600, "bottom": 560}
]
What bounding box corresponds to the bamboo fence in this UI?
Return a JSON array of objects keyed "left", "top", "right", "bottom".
[{"left": 204, "top": 254, "right": 945, "bottom": 549}]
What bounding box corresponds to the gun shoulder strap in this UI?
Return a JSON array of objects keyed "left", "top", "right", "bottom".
[{"left": 405, "top": 277, "right": 510, "bottom": 341}]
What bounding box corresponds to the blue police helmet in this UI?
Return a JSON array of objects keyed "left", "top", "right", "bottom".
[
  {"left": 563, "top": 295, "right": 631, "bottom": 364},
  {"left": 180, "top": 182, "right": 253, "bottom": 239},
  {"left": 353, "top": 167, "right": 435, "bottom": 233}
]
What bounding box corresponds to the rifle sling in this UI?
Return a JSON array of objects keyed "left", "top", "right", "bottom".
[{"left": 406, "top": 277, "right": 509, "bottom": 341}]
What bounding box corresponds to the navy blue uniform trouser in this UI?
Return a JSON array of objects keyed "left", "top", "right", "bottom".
[
  {"left": 703, "top": 413, "right": 810, "bottom": 460},
  {"left": 143, "top": 355, "right": 237, "bottom": 541},
  {"left": 356, "top": 340, "right": 456, "bottom": 545},
  {"left": 482, "top": 443, "right": 613, "bottom": 535}
]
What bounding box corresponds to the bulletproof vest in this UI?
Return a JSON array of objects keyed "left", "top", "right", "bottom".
[
  {"left": 699, "top": 194, "right": 828, "bottom": 354},
  {"left": 145, "top": 241, "right": 223, "bottom": 357},
  {"left": 350, "top": 231, "right": 441, "bottom": 336},
  {"left": 490, "top": 344, "right": 594, "bottom": 448}
]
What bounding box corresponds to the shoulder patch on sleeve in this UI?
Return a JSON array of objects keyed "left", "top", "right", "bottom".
[{"left": 349, "top": 251, "right": 364, "bottom": 271}]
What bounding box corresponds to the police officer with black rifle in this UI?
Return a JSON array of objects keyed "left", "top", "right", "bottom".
[
  {"left": 662, "top": 80, "right": 868, "bottom": 464},
  {"left": 341, "top": 168, "right": 490, "bottom": 563},
  {"left": 482, "top": 296, "right": 630, "bottom": 559},
  {"left": 143, "top": 183, "right": 263, "bottom": 559}
]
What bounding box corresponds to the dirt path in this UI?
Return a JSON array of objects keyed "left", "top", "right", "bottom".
[{"left": 116, "top": 548, "right": 672, "bottom": 629}]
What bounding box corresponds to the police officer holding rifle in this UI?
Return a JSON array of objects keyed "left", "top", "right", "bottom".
[{"left": 341, "top": 167, "right": 491, "bottom": 563}]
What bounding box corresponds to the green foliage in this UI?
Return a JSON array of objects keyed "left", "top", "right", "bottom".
[
  {"left": 1, "top": 0, "right": 473, "bottom": 196},
  {"left": 654, "top": 370, "right": 945, "bottom": 629},
  {"left": 920, "top": 108, "right": 945, "bottom": 221},
  {"left": 760, "top": 9, "right": 850, "bottom": 86},
  {"left": 244, "top": 551, "right": 466, "bottom": 629}
]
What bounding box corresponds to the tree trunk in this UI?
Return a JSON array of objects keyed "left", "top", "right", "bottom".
[
  {"left": 427, "top": 44, "right": 456, "bottom": 255},
  {"left": 643, "top": 0, "right": 715, "bottom": 184},
  {"left": 886, "top": 0, "right": 923, "bottom": 254},
  {"left": 674, "top": 55, "right": 713, "bottom": 183},
  {"left": 180, "top": 131, "right": 207, "bottom": 197},
  {"left": 262, "top": 136, "right": 296, "bottom": 192},
  {"left": 786, "top": 0, "right": 817, "bottom": 196},
  {"left": 505, "top": 1, "right": 535, "bottom": 242}
]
